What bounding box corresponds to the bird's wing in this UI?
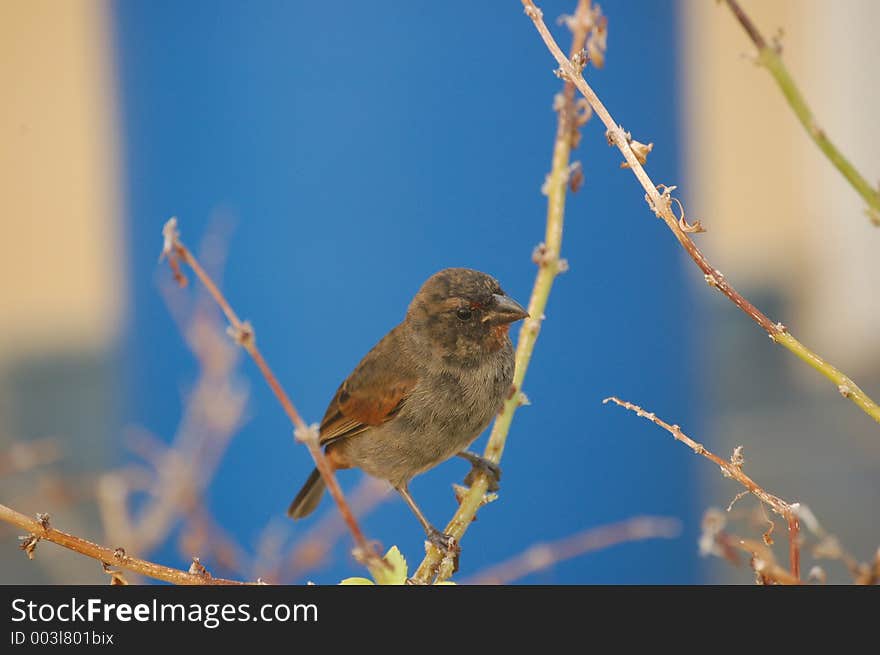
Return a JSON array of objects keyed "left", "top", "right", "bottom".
[{"left": 318, "top": 325, "right": 418, "bottom": 448}]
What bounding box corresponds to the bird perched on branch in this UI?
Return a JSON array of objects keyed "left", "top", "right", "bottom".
[{"left": 287, "top": 268, "right": 528, "bottom": 551}]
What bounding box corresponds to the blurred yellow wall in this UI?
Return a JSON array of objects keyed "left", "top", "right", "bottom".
[
  {"left": 0, "top": 0, "right": 123, "bottom": 360},
  {"left": 682, "top": 0, "right": 880, "bottom": 375},
  {"left": 0, "top": 0, "right": 122, "bottom": 584}
]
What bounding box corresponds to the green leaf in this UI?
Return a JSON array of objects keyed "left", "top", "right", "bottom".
[{"left": 371, "top": 545, "right": 408, "bottom": 585}]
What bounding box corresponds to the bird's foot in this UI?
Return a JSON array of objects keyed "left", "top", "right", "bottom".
[
  {"left": 424, "top": 526, "right": 460, "bottom": 574},
  {"left": 426, "top": 526, "right": 457, "bottom": 552},
  {"left": 460, "top": 451, "right": 501, "bottom": 492}
]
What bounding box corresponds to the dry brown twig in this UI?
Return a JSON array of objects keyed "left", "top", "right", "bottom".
[
  {"left": 700, "top": 506, "right": 880, "bottom": 585},
  {"left": 608, "top": 406, "right": 877, "bottom": 585},
  {"left": 0, "top": 503, "right": 251, "bottom": 585},
  {"left": 604, "top": 396, "right": 802, "bottom": 581},
  {"left": 465, "top": 516, "right": 680, "bottom": 584},
  {"left": 700, "top": 508, "right": 800, "bottom": 585},
  {"left": 0, "top": 226, "right": 386, "bottom": 584},
  {"left": 161, "top": 217, "right": 382, "bottom": 570},
  {"left": 520, "top": 0, "right": 880, "bottom": 425}
]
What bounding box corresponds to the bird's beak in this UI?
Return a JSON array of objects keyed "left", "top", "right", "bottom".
[{"left": 488, "top": 294, "right": 529, "bottom": 324}]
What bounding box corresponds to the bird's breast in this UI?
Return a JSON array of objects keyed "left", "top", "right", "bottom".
[{"left": 405, "top": 347, "right": 514, "bottom": 437}]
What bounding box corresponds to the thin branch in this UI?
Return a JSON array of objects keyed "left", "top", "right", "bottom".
[
  {"left": 411, "top": 0, "right": 601, "bottom": 584},
  {"left": 723, "top": 0, "right": 880, "bottom": 226},
  {"left": 0, "top": 503, "right": 250, "bottom": 585},
  {"left": 464, "top": 516, "right": 680, "bottom": 584},
  {"left": 160, "top": 218, "right": 380, "bottom": 568},
  {"left": 520, "top": 0, "right": 880, "bottom": 425},
  {"left": 604, "top": 396, "right": 801, "bottom": 580}
]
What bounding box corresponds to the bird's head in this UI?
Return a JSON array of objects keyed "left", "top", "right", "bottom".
[{"left": 405, "top": 268, "right": 528, "bottom": 367}]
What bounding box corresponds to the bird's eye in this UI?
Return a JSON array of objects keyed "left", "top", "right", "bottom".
[{"left": 456, "top": 307, "right": 473, "bottom": 321}]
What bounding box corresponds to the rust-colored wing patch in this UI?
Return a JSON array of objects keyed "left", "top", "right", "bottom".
[
  {"left": 317, "top": 325, "right": 417, "bottom": 448},
  {"left": 318, "top": 378, "right": 414, "bottom": 447}
]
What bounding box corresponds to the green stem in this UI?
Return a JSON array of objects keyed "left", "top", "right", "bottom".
[
  {"left": 774, "top": 332, "right": 880, "bottom": 423},
  {"left": 410, "top": 0, "right": 591, "bottom": 584},
  {"left": 726, "top": 0, "right": 880, "bottom": 225}
]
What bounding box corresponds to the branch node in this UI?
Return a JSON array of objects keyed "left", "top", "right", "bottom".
[
  {"left": 18, "top": 534, "right": 40, "bottom": 559},
  {"left": 704, "top": 269, "right": 725, "bottom": 290},
  {"left": 226, "top": 321, "right": 255, "bottom": 348},
  {"left": 523, "top": 317, "right": 543, "bottom": 337},
  {"left": 161, "top": 217, "right": 180, "bottom": 259},
  {"left": 570, "top": 48, "right": 589, "bottom": 75},
  {"left": 452, "top": 484, "right": 498, "bottom": 509},
  {"left": 770, "top": 26, "right": 785, "bottom": 55},
  {"left": 620, "top": 139, "right": 653, "bottom": 169},
  {"left": 188, "top": 556, "right": 212, "bottom": 578},
  {"left": 294, "top": 422, "right": 321, "bottom": 446},
  {"left": 730, "top": 445, "right": 745, "bottom": 469},
  {"left": 36, "top": 512, "right": 51, "bottom": 530},
  {"left": 161, "top": 217, "right": 188, "bottom": 287},
  {"left": 568, "top": 161, "right": 584, "bottom": 193},
  {"left": 351, "top": 541, "right": 387, "bottom": 571},
  {"left": 531, "top": 242, "right": 553, "bottom": 266},
  {"left": 649, "top": 184, "right": 705, "bottom": 233},
  {"left": 102, "top": 562, "right": 129, "bottom": 585},
  {"left": 523, "top": 3, "right": 542, "bottom": 21},
  {"left": 553, "top": 67, "right": 570, "bottom": 82}
]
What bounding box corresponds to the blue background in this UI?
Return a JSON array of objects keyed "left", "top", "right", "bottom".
[{"left": 113, "top": 0, "right": 700, "bottom": 583}]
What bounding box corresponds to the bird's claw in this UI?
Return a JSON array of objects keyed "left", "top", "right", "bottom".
[
  {"left": 461, "top": 452, "right": 502, "bottom": 492},
  {"left": 425, "top": 527, "right": 460, "bottom": 574},
  {"left": 426, "top": 527, "right": 458, "bottom": 553}
]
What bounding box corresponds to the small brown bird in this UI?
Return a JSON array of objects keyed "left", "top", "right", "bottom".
[{"left": 287, "top": 268, "right": 528, "bottom": 549}]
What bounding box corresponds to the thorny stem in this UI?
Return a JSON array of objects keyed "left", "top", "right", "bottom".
[
  {"left": 604, "top": 397, "right": 801, "bottom": 581},
  {"left": 520, "top": 0, "right": 880, "bottom": 425},
  {"left": 161, "top": 219, "right": 381, "bottom": 569},
  {"left": 411, "top": 0, "right": 596, "bottom": 585},
  {"left": 0, "top": 503, "right": 250, "bottom": 585},
  {"left": 723, "top": 0, "right": 880, "bottom": 226}
]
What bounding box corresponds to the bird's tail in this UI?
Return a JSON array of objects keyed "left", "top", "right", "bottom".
[{"left": 287, "top": 467, "right": 326, "bottom": 519}]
